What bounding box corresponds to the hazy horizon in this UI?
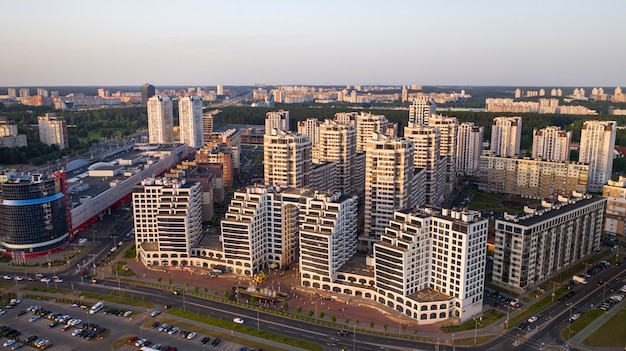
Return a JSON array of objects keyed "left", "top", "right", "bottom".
[{"left": 2, "top": 0, "right": 625, "bottom": 87}]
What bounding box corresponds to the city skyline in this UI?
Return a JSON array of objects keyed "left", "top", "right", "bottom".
[{"left": 1, "top": 0, "right": 625, "bottom": 87}]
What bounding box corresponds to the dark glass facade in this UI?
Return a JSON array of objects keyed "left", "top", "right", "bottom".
[
  {"left": 141, "top": 83, "right": 155, "bottom": 106},
  {"left": 0, "top": 175, "right": 68, "bottom": 255}
]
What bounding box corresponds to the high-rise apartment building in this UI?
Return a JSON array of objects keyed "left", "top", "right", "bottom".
[
  {"left": 531, "top": 126, "right": 571, "bottom": 162},
  {"left": 364, "top": 133, "right": 416, "bottom": 242},
  {"left": 428, "top": 115, "right": 458, "bottom": 195},
  {"left": 147, "top": 95, "right": 174, "bottom": 144},
  {"left": 178, "top": 96, "right": 204, "bottom": 148},
  {"left": 141, "top": 83, "right": 155, "bottom": 106},
  {"left": 317, "top": 119, "right": 357, "bottom": 196},
  {"left": 492, "top": 195, "right": 606, "bottom": 292},
  {"left": 7, "top": 88, "right": 17, "bottom": 98},
  {"left": 374, "top": 206, "right": 487, "bottom": 322},
  {"left": 203, "top": 109, "right": 221, "bottom": 141},
  {"left": 263, "top": 130, "right": 312, "bottom": 188},
  {"left": 133, "top": 177, "right": 203, "bottom": 265},
  {"left": 355, "top": 112, "right": 388, "bottom": 153},
  {"left": 19, "top": 88, "right": 29, "bottom": 98},
  {"left": 297, "top": 118, "right": 321, "bottom": 161},
  {"left": 404, "top": 123, "right": 444, "bottom": 205},
  {"left": 490, "top": 116, "right": 522, "bottom": 157},
  {"left": 479, "top": 153, "right": 589, "bottom": 199},
  {"left": 37, "top": 113, "right": 68, "bottom": 150},
  {"left": 334, "top": 112, "right": 358, "bottom": 128},
  {"left": 216, "top": 84, "right": 224, "bottom": 96},
  {"left": 408, "top": 96, "right": 436, "bottom": 125},
  {"left": 578, "top": 120, "right": 617, "bottom": 192},
  {"left": 221, "top": 186, "right": 358, "bottom": 276},
  {"left": 603, "top": 177, "right": 626, "bottom": 236},
  {"left": 456, "top": 122, "right": 484, "bottom": 176},
  {"left": 265, "top": 110, "right": 290, "bottom": 134}
]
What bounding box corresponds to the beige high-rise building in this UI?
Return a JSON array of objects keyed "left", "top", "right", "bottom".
[
  {"left": 428, "top": 115, "right": 458, "bottom": 195},
  {"left": 318, "top": 119, "right": 357, "bottom": 196},
  {"left": 456, "top": 122, "right": 484, "bottom": 176},
  {"left": 408, "top": 96, "right": 436, "bottom": 125},
  {"left": 531, "top": 126, "right": 571, "bottom": 162},
  {"left": 603, "top": 177, "right": 626, "bottom": 236},
  {"left": 363, "top": 133, "right": 416, "bottom": 242},
  {"left": 334, "top": 112, "right": 358, "bottom": 128},
  {"left": 490, "top": 116, "right": 522, "bottom": 157},
  {"left": 147, "top": 95, "right": 174, "bottom": 144},
  {"left": 579, "top": 120, "right": 617, "bottom": 193},
  {"left": 404, "top": 123, "right": 444, "bottom": 205},
  {"left": 37, "top": 113, "right": 68, "bottom": 150},
  {"left": 264, "top": 130, "right": 312, "bottom": 189},
  {"left": 479, "top": 153, "right": 589, "bottom": 199},
  {"left": 355, "top": 112, "right": 388, "bottom": 153},
  {"left": 297, "top": 118, "right": 321, "bottom": 161},
  {"left": 203, "top": 109, "right": 220, "bottom": 141},
  {"left": 178, "top": 96, "right": 204, "bottom": 148},
  {"left": 265, "top": 110, "right": 290, "bottom": 135}
]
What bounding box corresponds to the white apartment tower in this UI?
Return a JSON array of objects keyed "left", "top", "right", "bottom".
[
  {"left": 456, "top": 122, "right": 484, "bottom": 176},
  {"left": 133, "top": 177, "right": 203, "bottom": 261},
  {"left": 374, "top": 206, "right": 487, "bottom": 322},
  {"left": 408, "top": 96, "right": 436, "bottom": 125},
  {"left": 297, "top": 118, "right": 321, "bottom": 162},
  {"left": 531, "top": 126, "right": 571, "bottom": 162},
  {"left": 404, "top": 123, "right": 444, "bottom": 205},
  {"left": 490, "top": 116, "right": 522, "bottom": 157},
  {"left": 318, "top": 119, "right": 357, "bottom": 197},
  {"left": 364, "top": 133, "right": 416, "bottom": 242},
  {"left": 334, "top": 112, "right": 358, "bottom": 129},
  {"left": 147, "top": 95, "right": 174, "bottom": 144},
  {"left": 428, "top": 115, "right": 458, "bottom": 195},
  {"left": 264, "top": 130, "right": 312, "bottom": 189},
  {"left": 221, "top": 186, "right": 358, "bottom": 276},
  {"left": 37, "top": 113, "right": 68, "bottom": 150},
  {"left": 178, "top": 96, "right": 204, "bottom": 148},
  {"left": 265, "top": 110, "right": 290, "bottom": 134},
  {"left": 355, "top": 112, "right": 389, "bottom": 153},
  {"left": 578, "top": 120, "right": 617, "bottom": 193}
]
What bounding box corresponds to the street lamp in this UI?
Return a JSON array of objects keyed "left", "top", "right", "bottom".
[
  {"left": 353, "top": 324, "right": 356, "bottom": 351},
  {"left": 473, "top": 317, "right": 482, "bottom": 344},
  {"left": 257, "top": 308, "right": 260, "bottom": 332}
]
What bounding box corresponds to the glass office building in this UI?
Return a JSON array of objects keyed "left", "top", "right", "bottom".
[{"left": 0, "top": 173, "right": 69, "bottom": 256}]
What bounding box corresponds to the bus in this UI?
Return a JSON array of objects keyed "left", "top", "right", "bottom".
[{"left": 89, "top": 301, "right": 104, "bottom": 314}]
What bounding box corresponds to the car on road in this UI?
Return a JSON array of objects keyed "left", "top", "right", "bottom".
[
  {"left": 211, "top": 338, "right": 221, "bottom": 346},
  {"left": 134, "top": 338, "right": 147, "bottom": 347},
  {"left": 527, "top": 316, "right": 538, "bottom": 324},
  {"left": 150, "top": 310, "right": 161, "bottom": 317},
  {"left": 337, "top": 330, "right": 349, "bottom": 336},
  {"left": 40, "top": 277, "right": 51, "bottom": 283},
  {"left": 29, "top": 315, "right": 41, "bottom": 322},
  {"left": 14, "top": 276, "right": 23, "bottom": 281},
  {"left": 233, "top": 317, "right": 245, "bottom": 324},
  {"left": 150, "top": 322, "right": 160, "bottom": 329},
  {"left": 569, "top": 312, "right": 581, "bottom": 322},
  {"left": 3, "top": 340, "right": 15, "bottom": 347},
  {"left": 53, "top": 278, "right": 63, "bottom": 283},
  {"left": 127, "top": 336, "right": 138, "bottom": 344}
]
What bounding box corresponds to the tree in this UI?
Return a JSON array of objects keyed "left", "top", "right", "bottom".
[
  {"left": 184, "top": 282, "right": 189, "bottom": 291},
  {"left": 319, "top": 311, "right": 325, "bottom": 319},
  {"left": 370, "top": 322, "right": 374, "bottom": 329},
  {"left": 308, "top": 310, "right": 314, "bottom": 317},
  {"left": 331, "top": 315, "right": 336, "bottom": 323},
  {"left": 384, "top": 324, "right": 388, "bottom": 332},
  {"left": 194, "top": 286, "right": 199, "bottom": 294},
  {"left": 157, "top": 277, "right": 162, "bottom": 285},
  {"left": 249, "top": 296, "right": 257, "bottom": 305},
  {"left": 204, "top": 287, "right": 208, "bottom": 294},
  {"left": 282, "top": 302, "right": 288, "bottom": 312},
  {"left": 168, "top": 278, "right": 173, "bottom": 287},
  {"left": 296, "top": 307, "right": 302, "bottom": 315}
]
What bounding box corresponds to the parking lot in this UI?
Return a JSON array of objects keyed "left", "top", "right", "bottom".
[{"left": 0, "top": 299, "right": 254, "bottom": 351}]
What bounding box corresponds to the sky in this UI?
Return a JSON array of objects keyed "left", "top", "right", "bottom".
[{"left": 1, "top": 0, "right": 625, "bottom": 87}]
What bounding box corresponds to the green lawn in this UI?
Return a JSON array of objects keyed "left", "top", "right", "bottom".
[
  {"left": 561, "top": 309, "right": 604, "bottom": 340},
  {"left": 453, "top": 335, "right": 495, "bottom": 346},
  {"left": 441, "top": 309, "right": 503, "bottom": 332},
  {"left": 583, "top": 307, "right": 626, "bottom": 347}
]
